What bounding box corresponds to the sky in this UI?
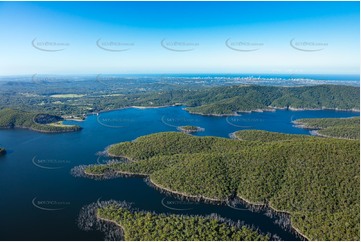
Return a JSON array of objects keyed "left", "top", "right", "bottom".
[{"left": 0, "top": 1, "right": 359, "bottom": 75}]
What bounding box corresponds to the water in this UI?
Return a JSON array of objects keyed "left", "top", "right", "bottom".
[{"left": 0, "top": 106, "right": 358, "bottom": 240}]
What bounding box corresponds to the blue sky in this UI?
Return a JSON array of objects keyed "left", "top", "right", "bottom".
[{"left": 0, "top": 1, "right": 359, "bottom": 75}]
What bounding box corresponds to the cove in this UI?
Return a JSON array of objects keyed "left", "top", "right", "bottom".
[{"left": 0, "top": 106, "right": 358, "bottom": 240}]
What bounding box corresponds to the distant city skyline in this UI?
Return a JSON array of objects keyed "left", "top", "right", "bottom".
[{"left": 0, "top": 1, "right": 359, "bottom": 75}]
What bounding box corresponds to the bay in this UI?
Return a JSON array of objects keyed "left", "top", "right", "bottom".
[{"left": 0, "top": 106, "right": 358, "bottom": 240}]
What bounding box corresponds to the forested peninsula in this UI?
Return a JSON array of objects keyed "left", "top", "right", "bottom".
[
  {"left": 77, "top": 127, "right": 359, "bottom": 241},
  {"left": 0, "top": 108, "right": 81, "bottom": 133},
  {"left": 294, "top": 117, "right": 359, "bottom": 140},
  {"left": 95, "top": 203, "right": 270, "bottom": 241}
]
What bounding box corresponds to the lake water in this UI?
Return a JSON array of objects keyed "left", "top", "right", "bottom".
[{"left": 0, "top": 106, "right": 358, "bottom": 240}]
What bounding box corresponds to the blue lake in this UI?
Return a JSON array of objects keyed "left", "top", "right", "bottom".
[{"left": 0, "top": 106, "right": 358, "bottom": 240}]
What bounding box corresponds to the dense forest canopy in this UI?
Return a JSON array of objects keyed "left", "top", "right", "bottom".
[
  {"left": 84, "top": 128, "right": 360, "bottom": 241},
  {"left": 130, "top": 84, "right": 360, "bottom": 115},
  {"left": 0, "top": 84, "right": 359, "bottom": 116},
  {"left": 97, "top": 204, "right": 269, "bottom": 241},
  {"left": 233, "top": 130, "right": 316, "bottom": 142}
]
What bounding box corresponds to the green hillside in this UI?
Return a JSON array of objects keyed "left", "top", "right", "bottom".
[
  {"left": 175, "top": 85, "right": 360, "bottom": 115},
  {"left": 97, "top": 204, "right": 269, "bottom": 241},
  {"left": 294, "top": 117, "right": 359, "bottom": 139},
  {"left": 84, "top": 129, "right": 360, "bottom": 240},
  {"left": 233, "top": 130, "right": 316, "bottom": 142},
  {"left": 0, "top": 108, "right": 81, "bottom": 133}
]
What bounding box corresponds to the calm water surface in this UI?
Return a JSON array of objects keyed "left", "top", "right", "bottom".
[{"left": 0, "top": 106, "right": 358, "bottom": 240}]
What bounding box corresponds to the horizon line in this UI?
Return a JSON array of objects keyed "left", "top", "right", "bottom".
[{"left": 0, "top": 73, "right": 360, "bottom": 77}]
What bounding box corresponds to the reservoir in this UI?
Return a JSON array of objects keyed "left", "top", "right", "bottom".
[{"left": 0, "top": 106, "right": 358, "bottom": 240}]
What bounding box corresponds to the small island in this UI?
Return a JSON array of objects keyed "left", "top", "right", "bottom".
[{"left": 177, "top": 125, "right": 205, "bottom": 133}]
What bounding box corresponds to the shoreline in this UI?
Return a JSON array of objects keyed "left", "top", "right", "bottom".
[
  {"left": 0, "top": 124, "right": 81, "bottom": 134},
  {"left": 83, "top": 170, "right": 107, "bottom": 177},
  {"left": 177, "top": 126, "right": 205, "bottom": 133},
  {"left": 151, "top": 177, "right": 308, "bottom": 240},
  {"left": 309, "top": 130, "right": 356, "bottom": 140},
  {"left": 63, "top": 118, "right": 85, "bottom": 122},
  {"left": 267, "top": 201, "right": 311, "bottom": 241},
  {"left": 186, "top": 106, "right": 359, "bottom": 117},
  {"left": 94, "top": 202, "right": 273, "bottom": 241},
  {"left": 106, "top": 150, "right": 136, "bottom": 161},
  {"left": 116, "top": 170, "right": 148, "bottom": 177},
  {"left": 92, "top": 142, "right": 331, "bottom": 241},
  {"left": 96, "top": 216, "right": 126, "bottom": 239},
  {"left": 186, "top": 109, "right": 240, "bottom": 117},
  {"left": 292, "top": 120, "right": 358, "bottom": 140},
  {"left": 229, "top": 132, "right": 236, "bottom": 139},
  {"left": 96, "top": 158, "right": 309, "bottom": 241},
  {"left": 73, "top": 104, "right": 360, "bottom": 123},
  {"left": 0, "top": 114, "right": 83, "bottom": 134},
  {"left": 78, "top": 155, "right": 310, "bottom": 240},
  {"left": 235, "top": 195, "right": 310, "bottom": 241},
  {"left": 92, "top": 104, "right": 179, "bottom": 116},
  {"left": 103, "top": 159, "right": 310, "bottom": 240},
  {"left": 234, "top": 198, "right": 309, "bottom": 241},
  {"left": 131, "top": 105, "right": 174, "bottom": 109},
  {"left": 229, "top": 131, "right": 240, "bottom": 140},
  {"left": 286, "top": 106, "right": 360, "bottom": 112},
  {"left": 97, "top": 167, "right": 309, "bottom": 241},
  {"left": 149, "top": 177, "right": 225, "bottom": 203}
]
